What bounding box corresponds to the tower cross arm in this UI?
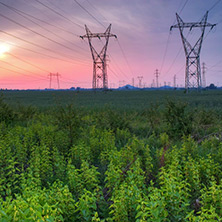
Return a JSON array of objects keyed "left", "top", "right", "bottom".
[
  {"left": 170, "top": 22, "right": 216, "bottom": 31},
  {"left": 80, "top": 33, "right": 117, "bottom": 39}
]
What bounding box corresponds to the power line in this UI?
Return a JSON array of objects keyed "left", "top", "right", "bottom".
[
  {"left": 160, "top": 0, "right": 189, "bottom": 73},
  {"left": 59, "top": 76, "right": 91, "bottom": 86},
  {"left": 7, "top": 52, "right": 50, "bottom": 74},
  {"left": 165, "top": 46, "right": 183, "bottom": 75},
  {"left": 44, "top": 0, "right": 84, "bottom": 27},
  {"left": 116, "top": 39, "right": 134, "bottom": 76},
  {"left": 85, "top": 0, "right": 108, "bottom": 22},
  {"left": 160, "top": 31, "right": 171, "bottom": 73},
  {"left": 203, "top": 25, "right": 216, "bottom": 41},
  {"left": 0, "top": 1, "right": 86, "bottom": 53},
  {"left": 0, "top": 30, "right": 87, "bottom": 63},
  {"left": 0, "top": 1, "right": 79, "bottom": 37},
  {"left": 92, "top": 31, "right": 131, "bottom": 80},
  {"left": 0, "top": 66, "right": 47, "bottom": 81},
  {"left": 178, "top": 0, "right": 189, "bottom": 14},
  {"left": 80, "top": 41, "right": 123, "bottom": 82},
  {"left": 208, "top": 0, "right": 222, "bottom": 11},
  {"left": 73, "top": 0, "right": 106, "bottom": 28},
  {"left": 208, "top": 60, "right": 222, "bottom": 69},
  {"left": 0, "top": 60, "right": 47, "bottom": 80},
  {"left": 163, "top": 29, "right": 192, "bottom": 77},
  {"left": 109, "top": 66, "right": 121, "bottom": 80},
  {"left": 98, "top": 40, "right": 130, "bottom": 80},
  {"left": 0, "top": 39, "right": 87, "bottom": 66},
  {"left": 108, "top": 53, "right": 130, "bottom": 79},
  {"left": 0, "top": 12, "right": 85, "bottom": 57},
  {"left": 175, "top": 64, "right": 185, "bottom": 76},
  {"left": 34, "top": 0, "right": 83, "bottom": 29}
]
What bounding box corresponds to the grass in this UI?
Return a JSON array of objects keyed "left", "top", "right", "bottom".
[{"left": 2, "top": 89, "right": 222, "bottom": 111}]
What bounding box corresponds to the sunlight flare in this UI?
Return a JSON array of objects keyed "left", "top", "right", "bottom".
[{"left": 0, "top": 43, "right": 10, "bottom": 58}]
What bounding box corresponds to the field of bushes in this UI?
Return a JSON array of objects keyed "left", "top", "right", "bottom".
[{"left": 0, "top": 90, "right": 221, "bottom": 221}]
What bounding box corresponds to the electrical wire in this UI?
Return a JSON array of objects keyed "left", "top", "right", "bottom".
[
  {"left": 107, "top": 53, "right": 129, "bottom": 79},
  {"left": 6, "top": 52, "right": 50, "bottom": 74},
  {"left": 85, "top": 0, "right": 108, "bottom": 22},
  {"left": 0, "top": 30, "right": 89, "bottom": 64},
  {"left": 0, "top": 1, "right": 86, "bottom": 53},
  {"left": 162, "top": 30, "right": 192, "bottom": 77},
  {"left": 116, "top": 39, "right": 134, "bottom": 77},
  {"left": 0, "top": 60, "right": 47, "bottom": 80},
  {"left": 0, "top": 39, "right": 87, "bottom": 65},
  {"left": 160, "top": 0, "right": 189, "bottom": 74},
  {"left": 44, "top": 0, "right": 84, "bottom": 27},
  {"left": 174, "top": 64, "right": 186, "bottom": 79},
  {"left": 34, "top": 0, "right": 83, "bottom": 29},
  {"left": 178, "top": 0, "right": 189, "bottom": 14},
  {"left": 73, "top": 0, "right": 106, "bottom": 28},
  {"left": 160, "top": 32, "right": 171, "bottom": 73},
  {"left": 108, "top": 66, "right": 121, "bottom": 80},
  {"left": 208, "top": 60, "right": 222, "bottom": 69},
  {"left": 165, "top": 46, "right": 183, "bottom": 75},
  {"left": 0, "top": 1, "right": 79, "bottom": 37},
  {"left": 208, "top": 0, "right": 222, "bottom": 12},
  {"left": 0, "top": 66, "right": 47, "bottom": 81},
  {"left": 0, "top": 12, "right": 85, "bottom": 57}
]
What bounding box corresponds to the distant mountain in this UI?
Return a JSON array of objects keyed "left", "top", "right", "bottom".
[
  {"left": 118, "top": 84, "right": 139, "bottom": 90},
  {"left": 117, "top": 84, "right": 176, "bottom": 90},
  {"left": 159, "top": 85, "right": 174, "bottom": 89}
]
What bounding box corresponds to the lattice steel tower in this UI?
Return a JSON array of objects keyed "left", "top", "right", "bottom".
[
  {"left": 48, "top": 72, "right": 60, "bottom": 89},
  {"left": 80, "top": 24, "right": 117, "bottom": 89},
  {"left": 170, "top": 11, "right": 216, "bottom": 92}
]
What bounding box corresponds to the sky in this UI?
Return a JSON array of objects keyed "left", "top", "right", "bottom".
[{"left": 0, "top": 0, "right": 221, "bottom": 89}]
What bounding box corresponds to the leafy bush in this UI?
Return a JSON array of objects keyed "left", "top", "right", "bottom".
[
  {"left": 164, "top": 100, "right": 193, "bottom": 138},
  {"left": 0, "top": 95, "right": 14, "bottom": 124}
]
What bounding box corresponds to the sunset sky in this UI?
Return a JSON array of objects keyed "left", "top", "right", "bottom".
[{"left": 0, "top": 0, "right": 221, "bottom": 89}]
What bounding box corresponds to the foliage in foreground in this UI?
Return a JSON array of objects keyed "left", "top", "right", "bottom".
[{"left": 0, "top": 97, "right": 222, "bottom": 221}]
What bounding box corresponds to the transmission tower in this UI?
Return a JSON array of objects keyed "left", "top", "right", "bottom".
[
  {"left": 174, "top": 75, "right": 177, "bottom": 88},
  {"left": 154, "top": 69, "right": 160, "bottom": 88},
  {"left": 48, "top": 72, "right": 60, "bottom": 89},
  {"left": 202, "top": 62, "right": 206, "bottom": 88},
  {"left": 152, "top": 79, "right": 155, "bottom": 88},
  {"left": 170, "top": 11, "right": 216, "bottom": 92},
  {"left": 80, "top": 24, "right": 117, "bottom": 90},
  {"left": 137, "top": 76, "right": 143, "bottom": 88}
]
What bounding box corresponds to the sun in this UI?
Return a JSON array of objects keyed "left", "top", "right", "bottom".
[{"left": 0, "top": 43, "right": 10, "bottom": 58}]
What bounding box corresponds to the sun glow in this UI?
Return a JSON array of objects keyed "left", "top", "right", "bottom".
[{"left": 0, "top": 43, "right": 10, "bottom": 58}]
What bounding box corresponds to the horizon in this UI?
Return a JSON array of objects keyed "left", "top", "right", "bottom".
[{"left": 0, "top": 0, "right": 221, "bottom": 90}]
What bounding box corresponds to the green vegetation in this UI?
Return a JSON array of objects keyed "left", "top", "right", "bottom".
[
  {"left": 3, "top": 89, "right": 222, "bottom": 110},
  {"left": 0, "top": 90, "right": 222, "bottom": 221}
]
